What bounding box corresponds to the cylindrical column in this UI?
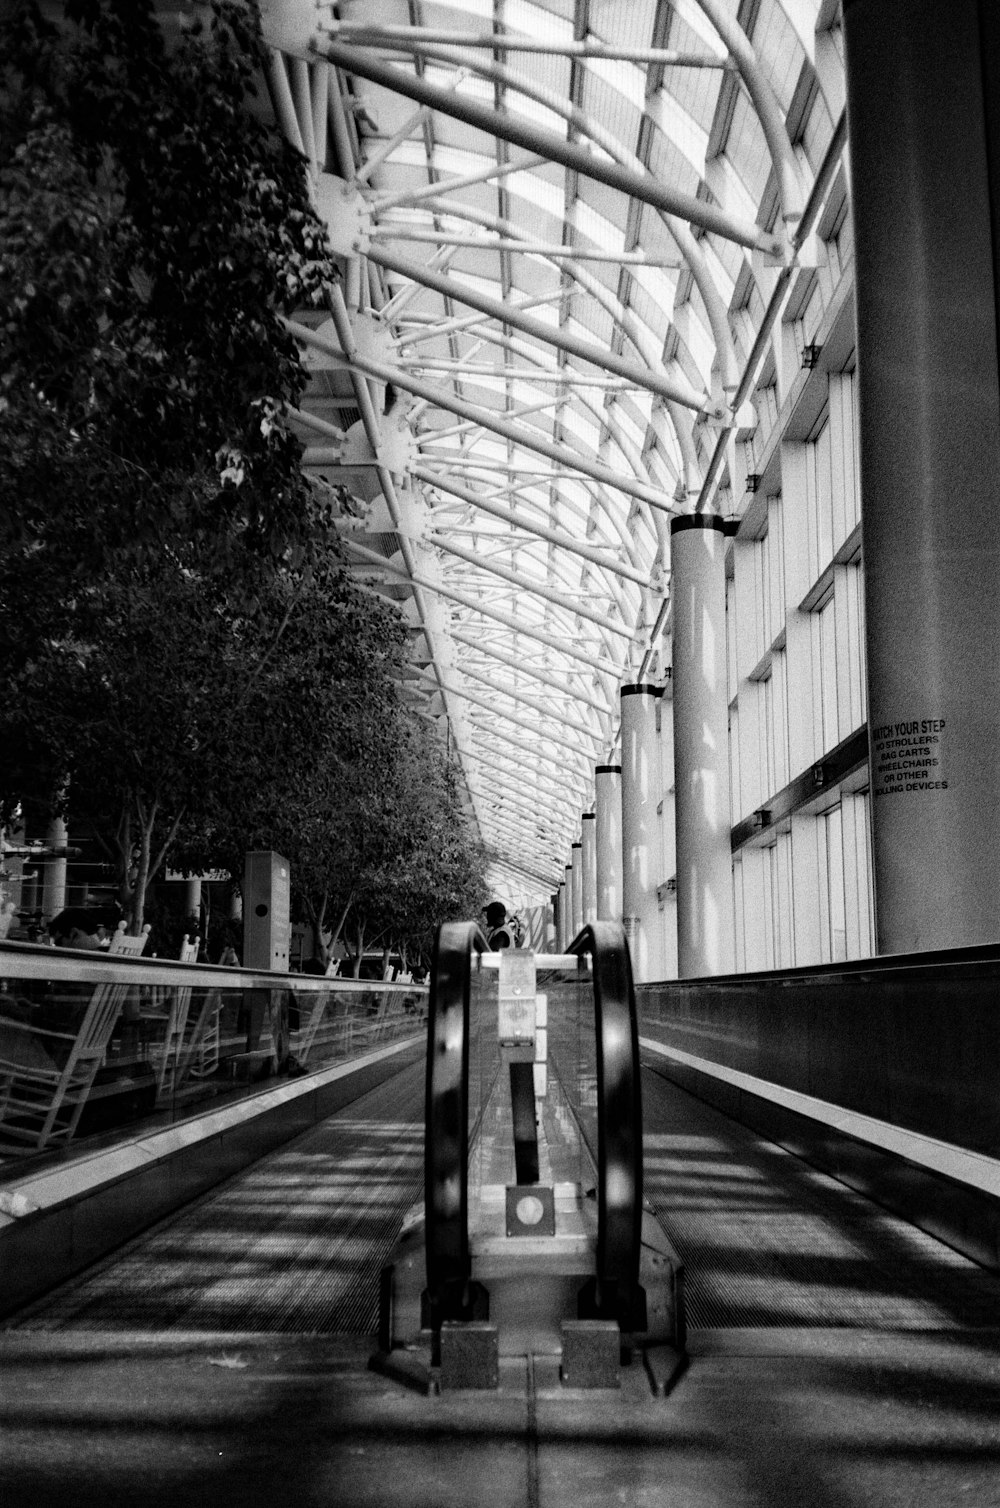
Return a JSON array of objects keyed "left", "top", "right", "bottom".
[
  {"left": 570, "top": 841, "right": 583, "bottom": 937},
  {"left": 658, "top": 686, "right": 679, "bottom": 980},
  {"left": 41, "top": 815, "right": 67, "bottom": 921},
  {"left": 671, "top": 516, "right": 736, "bottom": 977},
  {"left": 595, "top": 763, "right": 623, "bottom": 922},
  {"left": 620, "top": 685, "right": 665, "bottom": 983},
  {"left": 581, "top": 812, "right": 597, "bottom": 924},
  {"left": 563, "top": 868, "right": 573, "bottom": 948},
  {"left": 844, "top": 0, "right": 1000, "bottom": 953},
  {"left": 184, "top": 876, "right": 202, "bottom": 920}
]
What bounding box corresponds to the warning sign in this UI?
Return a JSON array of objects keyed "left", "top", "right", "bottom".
[{"left": 871, "top": 718, "right": 948, "bottom": 798}]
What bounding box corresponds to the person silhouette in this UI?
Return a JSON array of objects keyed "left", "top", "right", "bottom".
[{"left": 484, "top": 901, "right": 524, "bottom": 950}]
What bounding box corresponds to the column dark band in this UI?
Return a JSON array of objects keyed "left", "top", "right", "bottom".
[
  {"left": 670, "top": 513, "right": 738, "bottom": 537},
  {"left": 596, "top": 763, "right": 622, "bottom": 774},
  {"left": 620, "top": 683, "right": 662, "bottom": 697}
]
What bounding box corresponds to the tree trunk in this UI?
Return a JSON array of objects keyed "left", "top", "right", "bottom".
[
  {"left": 350, "top": 917, "right": 366, "bottom": 978},
  {"left": 131, "top": 811, "right": 154, "bottom": 934}
]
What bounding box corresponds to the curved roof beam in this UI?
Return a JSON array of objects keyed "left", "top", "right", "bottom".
[
  {"left": 286, "top": 317, "right": 676, "bottom": 514},
  {"left": 432, "top": 537, "right": 632, "bottom": 650},
  {"left": 368, "top": 246, "right": 716, "bottom": 416},
  {"left": 385, "top": 196, "right": 692, "bottom": 496},
  {"left": 451, "top": 664, "right": 609, "bottom": 743},
  {"left": 323, "top": 10, "right": 804, "bottom": 229},
  {"left": 692, "top": 0, "right": 806, "bottom": 229},
  {"left": 316, "top": 41, "right": 766, "bottom": 396},
  {"left": 447, "top": 630, "right": 609, "bottom": 715},
  {"left": 344, "top": 539, "right": 623, "bottom": 678},
  {"left": 413, "top": 349, "right": 672, "bottom": 565},
  {"left": 440, "top": 532, "right": 637, "bottom": 634},
  {"left": 421, "top": 672, "right": 605, "bottom": 763},
  {"left": 402, "top": 319, "right": 685, "bottom": 517},
  {"left": 316, "top": 42, "right": 777, "bottom": 255},
  {"left": 427, "top": 465, "right": 645, "bottom": 572},
  {"left": 385, "top": 197, "right": 695, "bottom": 417},
  {"left": 416, "top": 469, "right": 648, "bottom": 588}
]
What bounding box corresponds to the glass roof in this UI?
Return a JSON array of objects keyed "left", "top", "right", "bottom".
[{"left": 262, "top": 0, "right": 844, "bottom": 907}]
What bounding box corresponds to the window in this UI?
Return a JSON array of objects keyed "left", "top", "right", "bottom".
[
  {"left": 811, "top": 592, "right": 839, "bottom": 751},
  {"left": 825, "top": 805, "right": 848, "bottom": 963},
  {"left": 807, "top": 416, "right": 834, "bottom": 578}
]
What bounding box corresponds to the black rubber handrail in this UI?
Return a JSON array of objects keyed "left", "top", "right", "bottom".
[
  {"left": 424, "top": 920, "right": 488, "bottom": 1320},
  {"left": 424, "top": 919, "right": 644, "bottom": 1330},
  {"left": 567, "top": 921, "right": 644, "bottom": 1329}
]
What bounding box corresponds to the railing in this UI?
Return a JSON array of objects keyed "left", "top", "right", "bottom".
[
  {"left": 635, "top": 944, "right": 1000, "bottom": 1160},
  {"left": 0, "top": 941, "right": 427, "bottom": 1169},
  {"left": 424, "top": 921, "right": 644, "bottom": 1330}
]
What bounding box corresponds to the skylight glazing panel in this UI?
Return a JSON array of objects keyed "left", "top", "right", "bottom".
[
  {"left": 565, "top": 303, "right": 616, "bottom": 347},
  {"left": 724, "top": 87, "right": 771, "bottom": 203},
  {"left": 801, "top": 94, "right": 836, "bottom": 173},
  {"left": 751, "top": 0, "right": 805, "bottom": 114},
  {"left": 626, "top": 280, "right": 670, "bottom": 345},
  {"left": 633, "top": 204, "right": 685, "bottom": 267},
  {"left": 666, "top": 56, "right": 726, "bottom": 133},
  {"left": 570, "top": 198, "right": 625, "bottom": 255},
  {"left": 500, "top": 88, "right": 570, "bottom": 139},
  {"left": 629, "top": 262, "right": 678, "bottom": 322},
  {"left": 417, "top": 0, "right": 494, "bottom": 21},
  {"left": 449, "top": 248, "right": 506, "bottom": 284},
  {"left": 557, "top": 407, "right": 602, "bottom": 450},
  {"left": 504, "top": 0, "right": 575, "bottom": 40},
  {"left": 502, "top": 47, "right": 573, "bottom": 105},
  {"left": 454, "top": 374, "right": 510, "bottom": 403},
  {"left": 669, "top": 0, "right": 731, "bottom": 57},
  {"left": 584, "top": 56, "right": 647, "bottom": 118},
  {"left": 646, "top": 93, "right": 710, "bottom": 183},
  {"left": 619, "top": 386, "right": 654, "bottom": 429},
  {"left": 574, "top": 178, "right": 630, "bottom": 237},
  {"left": 578, "top": 73, "right": 641, "bottom": 162},
  {"left": 504, "top": 164, "right": 567, "bottom": 224},
  {"left": 356, "top": 79, "right": 427, "bottom": 141},
  {"left": 589, "top": 0, "right": 658, "bottom": 47},
  {"left": 613, "top": 403, "right": 647, "bottom": 454},
  {"left": 700, "top": 239, "right": 738, "bottom": 306}
]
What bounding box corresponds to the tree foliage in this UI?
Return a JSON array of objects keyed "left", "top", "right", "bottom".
[{"left": 0, "top": 0, "right": 490, "bottom": 948}]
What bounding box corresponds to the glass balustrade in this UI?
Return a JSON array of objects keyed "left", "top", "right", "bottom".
[{"left": 0, "top": 946, "right": 427, "bottom": 1169}]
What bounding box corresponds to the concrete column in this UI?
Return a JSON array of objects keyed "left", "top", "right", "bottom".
[
  {"left": 658, "top": 688, "right": 679, "bottom": 980},
  {"left": 581, "top": 812, "right": 597, "bottom": 925},
  {"left": 595, "top": 764, "right": 623, "bottom": 922},
  {"left": 41, "top": 815, "right": 67, "bottom": 921},
  {"left": 570, "top": 842, "right": 583, "bottom": 937},
  {"left": 671, "top": 515, "right": 736, "bottom": 977},
  {"left": 844, "top": 0, "right": 1000, "bottom": 952},
  {"left": 563, "top": 867, "right": 573, "bottom": 947},
  {"left": 621, "top": 686, "right": 665, "bottom": 982},
  {"left": 184, "top": 876, "right": 202, "bottom": 920}
]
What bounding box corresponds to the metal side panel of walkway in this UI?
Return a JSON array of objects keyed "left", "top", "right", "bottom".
[{"left": 2, "top": 1064, "right": 1000, "bottom": 1508}]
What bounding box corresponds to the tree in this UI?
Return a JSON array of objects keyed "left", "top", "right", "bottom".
[
  {"left": 0, "top": 0, "right": 492, "bottom": 945},
  {"left": 0, "top": 0, "right": 348, "bottom": 921},
  {"left": 1, "top": 0, "right": 339, "bottom": 588},
  {"left": 332, "top": 717, "right": 491, "bottom": 975}
]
